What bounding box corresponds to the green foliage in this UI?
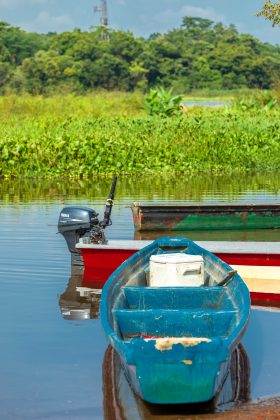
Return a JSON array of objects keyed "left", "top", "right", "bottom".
[
  {"left": 0, "top": 92, "right": 144, "bottom": 118},
  {"left": 257, "top": 1, "right": 280, "bottom": 26},
  {"left": 0, "top": 95, "right": 279, "bottom": 178},
  {"left": 144, "top": 88, "right": 183, "bottom": 116},
  {"left": 0, "top": 21, "right": 49, "bottom": 65},
  {"left": 0, "top": 18, "right": 280, "bottom": 94},
  {"left": 233, "top": 90, "right": 279, "bottom": 111}
]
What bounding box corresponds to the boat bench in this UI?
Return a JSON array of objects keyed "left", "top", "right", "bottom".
[
  {"left": 121, "top": 286, "right": 235, "bottom": 310},
  {"left": 113, "top": 308, "right": 237, "bottom": 340}
]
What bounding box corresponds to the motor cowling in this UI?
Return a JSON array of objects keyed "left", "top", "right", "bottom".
[
  {"left": 58, "top": 176, "right": 117, "bottom": 269},
  {"left": 58, "top": 206, "right": 99, "bottom": 258}
]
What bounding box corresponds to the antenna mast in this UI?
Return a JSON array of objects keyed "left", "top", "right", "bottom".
[{"left": 94, "top": 0, "right": 109, "bottom": 40}]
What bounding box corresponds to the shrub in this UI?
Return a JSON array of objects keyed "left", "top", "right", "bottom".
[{"left": 144, "top": 87, "right": 183, "bottom": 117}]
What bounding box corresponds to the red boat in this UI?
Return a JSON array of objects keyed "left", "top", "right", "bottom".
[
  {"left": 75, "top": 239, "right": 280, "bottom": 308},
  {"left": 57, "top": 176, "right": 280, "bottom": 309}
]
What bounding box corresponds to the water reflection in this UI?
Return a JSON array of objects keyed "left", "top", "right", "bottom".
[
  {"left": 59, "top": 270, "right": 101, "bottom": 320},
  {"left": 243, "top": 308, "right": 280, "bottom": 399},
  {"left": 103, "top": 344, "right": 250, "bottom": 419},
  {"left": 1, "top": 172, "right": 280, "bottom": 204}
]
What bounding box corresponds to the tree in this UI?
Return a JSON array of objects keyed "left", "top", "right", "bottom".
[
  {"left": 129, "top": 60, "right": 148, "bottom": 90},
  {"left": 20, "top": 50, "right": 80, "bottom": 93},
  {"left": 257, "top": 1, "right": 280, "bottom": 26},
  {"left": 182, "top": 17, "right": 213, "bottom": 31},
  {"left": 0, "top": 18, "right": 280, "bottom": 93},
  {"left": 0, "top": 21, "right": 49, "bottom": 65}
]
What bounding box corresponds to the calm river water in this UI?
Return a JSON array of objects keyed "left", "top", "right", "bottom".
[{"left": 0, "top": 173, "right": 280, "bottom": 419}]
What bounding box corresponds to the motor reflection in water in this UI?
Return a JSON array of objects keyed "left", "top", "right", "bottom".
[
  {"left": 102, "top": 344, "right": 250, "bottom": 419},
  {"left": 59, "top": 267, "right": 102, "bottom": 320}
]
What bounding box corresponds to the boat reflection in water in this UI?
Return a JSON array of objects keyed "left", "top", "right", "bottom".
[
  {"left": 103, "top": 344, "right": 250, "bottom": 419},
  {"left": 59, "top": 268, "right": 101, "bottom": 320}
]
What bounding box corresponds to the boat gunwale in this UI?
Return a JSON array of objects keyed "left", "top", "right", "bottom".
[
  {"left": 77, "top": 240, "right": 280, "bottom": 255},
  {"left": 101, "top": 237, "right": 251, "bottom": 357},
  {"left": 131, "top": 203, "right": 280, "bottom": 211}
]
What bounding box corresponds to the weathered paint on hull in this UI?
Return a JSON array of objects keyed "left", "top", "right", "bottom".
[
  {"left": 101, "top": 237, "right": 250, "bottom": 404},
  {"left": 116, "top": 330, "right": 231, "bottom": 404},
  {"left": 131, "top": 203, "right": 280, "bottom": 231},
  {"left": 102, "top": 344, "right": 250, "bottom": 417},
  {"left": 124, "top": 359, "right": 227, "bottom": 404}
]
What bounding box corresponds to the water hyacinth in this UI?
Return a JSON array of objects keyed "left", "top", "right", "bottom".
[{"left": 0, "top": 94, "right": 279, "bottom": 178}]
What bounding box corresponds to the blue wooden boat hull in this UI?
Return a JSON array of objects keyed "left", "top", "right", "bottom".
[
  {"left": 103, "top": 344, "right": 250, "bottom": 417},
  {"left": 101, "top": 237, "right": 250, "bottom": 404}
]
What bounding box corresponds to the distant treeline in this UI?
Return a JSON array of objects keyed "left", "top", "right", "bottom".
[{"left": 0, "top": 17, "right": 280, "bottom": 94}]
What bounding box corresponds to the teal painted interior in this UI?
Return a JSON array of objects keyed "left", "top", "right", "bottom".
[
  {"left": 101, "top": 237, "right": 250, "bottom": 404},
  {"left": 114, "top": 308, "right": 237, "bottom": 339},
  {"left": 122, "top": 286, "right": 235, "bottom": 310}
]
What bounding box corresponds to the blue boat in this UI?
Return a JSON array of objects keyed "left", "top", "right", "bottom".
[{"left": 101, "top": 237, "right": 250, "bottom": 404}]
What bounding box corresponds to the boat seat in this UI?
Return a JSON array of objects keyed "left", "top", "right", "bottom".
[
  {"left": 122, "top": 286, "right": 235, "bottom": 310},
  {"left": 113, "top": 308, "right": 237, "bottom": 340}
]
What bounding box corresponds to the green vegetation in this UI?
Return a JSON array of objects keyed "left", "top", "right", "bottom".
[
  {"left": 0, "top": 93, "right": 279, "bottom": 178},
  {"left": 1, "top": 12, "right": 279, "bottom": 179},
  {"left": 257, "top": 0, "right": 280, "bottom": 26},
  {"left": 144, "top": 88, "right": 183, "bottom": 117},
  {"left": 233, "top": 89, "right": 279, "bottom": 111},
  {"left": 0, "top": 92, "right": 144, "bottom": 118},
  {"left": 0, "top": 17, "right": 280, "bottom": 94}
]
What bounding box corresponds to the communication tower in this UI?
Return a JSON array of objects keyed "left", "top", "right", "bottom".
[{"left": 94, "top": 0, "right": 109, "bottom": 40}]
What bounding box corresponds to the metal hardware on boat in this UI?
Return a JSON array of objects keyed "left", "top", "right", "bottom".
[
  {"left": 58, "top": 175, "right": 117, "bottom": 265},
  {"left": 217, "top": 270, "right": 238, "bottom": 287}
]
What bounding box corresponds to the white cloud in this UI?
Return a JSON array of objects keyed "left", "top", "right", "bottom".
[
  {"left": 22, "top": 11, "right": 73, "bottom": 33},
  {"left": 153, "top": 5, "right": 227, "bottom": 26}
]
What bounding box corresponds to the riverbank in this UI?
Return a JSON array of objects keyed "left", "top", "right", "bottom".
[{"left": 0, "top": 94, "right": 279, "bottom": 178}]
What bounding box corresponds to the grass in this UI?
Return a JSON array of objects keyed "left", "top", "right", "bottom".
[{"left": 0, "top": 91, "right": 145, "bottom": 119}]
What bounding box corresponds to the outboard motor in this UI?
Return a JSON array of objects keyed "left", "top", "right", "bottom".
[
  {"left": 58, "top": 206, "right": 99, "bottom": 265},
  {"left": 58, "top": 175, "right": 117, "bottom": 267}
]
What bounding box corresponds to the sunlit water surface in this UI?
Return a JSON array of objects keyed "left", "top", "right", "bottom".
[{"left": 0, "top": 174, "right": 280, "bottom": 419}]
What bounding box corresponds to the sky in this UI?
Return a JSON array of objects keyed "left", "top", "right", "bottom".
[{"left": 0, "top": 0, "right": 279, "bottom": 45}]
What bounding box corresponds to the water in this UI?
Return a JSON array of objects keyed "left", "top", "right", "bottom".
[
  {"left": 0, "top": 173, "right": 280, "bottom": 419},
  {"left": 182, "top": 100, "right": 227, "bottom": 107}
]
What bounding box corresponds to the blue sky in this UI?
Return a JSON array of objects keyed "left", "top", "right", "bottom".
[{"left": 0, "top": 0, "right": 279, "bottom": 44}]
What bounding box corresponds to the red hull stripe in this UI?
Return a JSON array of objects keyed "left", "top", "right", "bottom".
[
  {"left": 216, "top": 253, "right": 280, "bottom": 267},
  {"left": 251, "top": 291, "right": 280, "bottom": 308},
  {"left": 81, "top": 249, "right": 280, "bottom": 305},
  {"left": 81, "top": 248, "right": 280, "bottom": 269}
]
